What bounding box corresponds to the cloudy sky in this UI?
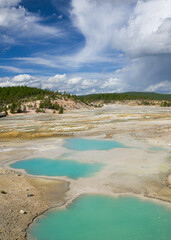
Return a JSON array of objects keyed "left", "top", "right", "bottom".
[{"left": 0, "top": 0, "right": 171, "bottom": 94}]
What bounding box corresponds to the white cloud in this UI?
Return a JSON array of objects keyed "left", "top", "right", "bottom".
[
  {"left": 68, "top": 0, "right": 171, "bottom": 92},
  {"left": 68, "top": 77, "right": 82, "bottom": 84},
  {"left": 70, "top": 0, "right": 131, "bottom": 65},
  {"left": 0, "top": 0, "right": 61, "bottom": 45},
  {"left": 113, "top": 54, "right": 171, "bottom": 93},
  {"left": 1, "top": 0, "right": 171, "bottom": 94},
  {"left": 115, "top": 0, "right": 171, "bottom": 56},
  {"left": 0, "top": 77, "right": 11, "bottom": 87},
  {"left": 12, "top": 74, "right": 36, "bottom": 83},
  {"left": 14, "top": 57, "right": 62, "bottom": 68},
  {"left": 0, "top": 74, "right": 38, "bottom": 87},
  {"left": 47, "top": 74, "right": 67, "bottom": 83},
  {"left": 0, "top": 66, "right": 24, "bottom": 73},
  {"left": 101, "top": 78, "right": 120, "bottom": 88},
  {"left": 0, "top": 65, "right": 36, "bottom": 74},
  {"left": 0, "top": 73, "right": 126, "bottom": 94},
  {"left": 145, "top": 80, "right": 171, "bottom": 93},
  {"left": 69, "top": 0, "right": 171, "bottom": 64},
  {"left": 0, "top": 0, "right": 21, "bottom": 7},
  {"left": 13, "top": 1, "right": 171, "bottom": 72},
  {"left": 19, "top": 0, "right": 169, "bottom": 71},
  {"left": 0, "top": 72, "right": 170, "bottom": 94}
]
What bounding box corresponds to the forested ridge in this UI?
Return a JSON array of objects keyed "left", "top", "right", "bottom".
[
  {"left": 0, "top": 86, "right": 171, "bottom": 115},
  {"left": 1, "top": 86, "right": 171, "bottom": 104},
  {"left": 0, "top": 86, "right": 52, "bottom": 104},
  {"left": 0, "top": 86, "right": 77, "bottom": 114},
  {"left": 80, "top": 92, "right": 171, "bottom": 102}
]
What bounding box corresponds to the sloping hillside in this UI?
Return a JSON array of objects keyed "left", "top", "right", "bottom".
[{"left": 0, "top": 86, "right": 89, "bottom": 115}]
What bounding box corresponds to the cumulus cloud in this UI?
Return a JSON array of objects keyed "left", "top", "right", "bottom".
[
  {"left": 0, "top": 74, "right": 38, "bottom": 87},
  {"left": 68, "top": 0, "right": 171, "bottom": 92},
  {"left": 70, "top": 0, "right": 171, "bottom": 61},
  {"left": 21, "top": 0, "right": 170, "bottom": 86},
  {"left": 101, "top": 78, "right": 120, "bottom": 88},
  {"left": 115, "top": 0, "right": 171, "bottom": 57},
  {"left": 0, "top": 70, "right": 170, "bottom": 94},
  {"left": 12, "top": 74, "right": 36, "bottom": 83},
  {"left": 0, "top": 73, "right": 127, "bottom": 94},
  {"left": 47, "top": 74, "right": 67, "bottom": 83},
  {"left": 68, "top": 77, "right": 82, "bottom": 84}
]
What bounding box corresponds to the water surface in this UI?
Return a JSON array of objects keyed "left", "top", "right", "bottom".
[
  {"left": 11, "top": 158, "right": 102, "bottom": 179},
  {"left": 29, "top": 195, "right": 171, "bottom": 240},
  {"left": 64, "top": 138, "right": 128, "bottom": 151}
]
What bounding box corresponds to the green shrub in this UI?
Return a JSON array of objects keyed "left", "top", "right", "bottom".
[{"left": 1, "top": 190, "right": 7, "bottom": 194}]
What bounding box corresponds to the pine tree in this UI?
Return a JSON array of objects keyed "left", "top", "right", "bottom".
[
  {"left": 4, "top": 106, "right": 8, "bottom": 115},
  {"left": 23, "top": 105, "right": 26, "bottom": 112},
  {"left": 59, "top": 105, "right": 64, "bottom": 114},
  {"left": 10, "top": 102, "right": 17, "bottom": 114}
]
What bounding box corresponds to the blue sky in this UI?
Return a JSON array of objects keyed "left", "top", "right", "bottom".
[{"left": 0, "top": 0, "right": 171, "bottom": 94}]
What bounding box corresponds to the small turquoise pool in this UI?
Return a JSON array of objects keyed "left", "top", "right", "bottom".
[
  {"left": 28, "top": 195, "right": 171, "bottom": 240},
  {"left": 64, "top": 138, "right": 128, "bottom": 151},
  {"left": 10, "top": 158, "right": 103, "bottom": 179}
]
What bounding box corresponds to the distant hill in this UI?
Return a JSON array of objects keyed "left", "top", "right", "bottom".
[
  {"left": 79, "top": 92, "right": 171, "bottom": 102},
  {"left": 120, "top": 92, "right": 171, "bottom": 100}
]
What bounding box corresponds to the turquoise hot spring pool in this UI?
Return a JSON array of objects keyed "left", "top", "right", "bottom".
[{"left": 28, "top": 195, "right": 171, "bottom": 240}]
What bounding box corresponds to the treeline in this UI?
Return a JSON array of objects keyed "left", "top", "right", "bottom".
[
  {"left": 0, "top": 86, "right": 52, "bottom": 104},
  {"left": 0, "top": 86, "right": 79, "bottom": 104},
  {"left": 0, "top": 86, "right": 79, "bottom": 114},
  {"left": 1, "top": 86, "right": 171, "bottom": 114},
  {"left": 79, "top": 92, "right": 171, "bottom": 102}
]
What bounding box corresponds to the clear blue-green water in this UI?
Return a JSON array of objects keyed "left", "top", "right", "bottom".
[
  {"left": 29, "top": 195, "right": 171, "bottom": 240},
  {"left": 10, "top": 158, "right": 102, "bottom": 179},
  {"left": 10, "top": 138, "right": 128, "bottom": 178},
  {"left": 64, "top": 138, "right": 128, "bottom": 151}
]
